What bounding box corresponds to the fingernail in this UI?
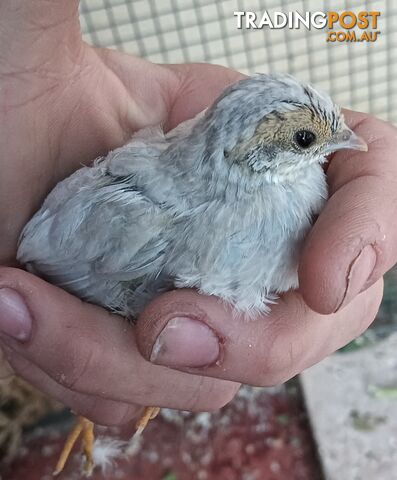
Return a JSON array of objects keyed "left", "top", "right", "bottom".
[
  {"left": 337, "top": 245, "right": 377, "bottom": 311},
  {"left": 150, "top": 317, "right": 220, "bottom": 368},
  {"left": 0, "top": 288, "right": 32, "bottom": 341}
]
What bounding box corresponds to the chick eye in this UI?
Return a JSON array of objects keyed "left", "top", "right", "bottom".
[{"left": 294, "top": 130, "right": 316, "bottom": 149}]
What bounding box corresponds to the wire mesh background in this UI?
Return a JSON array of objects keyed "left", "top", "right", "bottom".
[{"left": 80, "top": 0, "right": 396, "bottom": 124}]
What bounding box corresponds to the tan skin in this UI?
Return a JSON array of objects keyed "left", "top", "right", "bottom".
[{"left": 1, "top": 1, "right": 396, "bottom": 426}]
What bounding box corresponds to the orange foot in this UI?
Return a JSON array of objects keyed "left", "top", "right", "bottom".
[
  {"left": 53, "top": 415, "right": 94, "bottom": 477},
  {"left": 134, "top": 406, "right": 161, "bottom": 436}
]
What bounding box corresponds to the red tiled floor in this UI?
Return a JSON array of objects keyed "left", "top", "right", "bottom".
[{"left": 1, "top": 384, "right": 323, "bottom": 480}]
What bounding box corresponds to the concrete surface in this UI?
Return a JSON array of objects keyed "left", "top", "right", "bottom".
[{"left": 301, "top": 333, "right": 397, "bottom": 480}]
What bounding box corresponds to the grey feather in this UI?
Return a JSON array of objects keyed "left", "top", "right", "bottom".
[{"left": 18, "top": 74, "right": 363, "bottom": 318}]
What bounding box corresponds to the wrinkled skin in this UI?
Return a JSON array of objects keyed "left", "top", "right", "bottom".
[{"left": 0, "top": 1, "right": 396, "bottom": 426}]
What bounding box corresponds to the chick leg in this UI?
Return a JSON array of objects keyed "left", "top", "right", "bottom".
[
  {"left": 81, "top": 418, "right": 95, "bottom": 476},
  {"left": 134, "top": 406, "right": 161, "bottom": 436},
  {"left": 53, "top": 416, "right": 95, "bottom": 477}
]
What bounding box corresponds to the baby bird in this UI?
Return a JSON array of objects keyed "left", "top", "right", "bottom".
[{"left": 17, "top": 73, "right": 367, "bottom": 475}]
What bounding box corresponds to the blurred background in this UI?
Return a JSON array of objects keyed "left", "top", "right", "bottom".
[
  {"left": 1, "top": 1, "right": 397, "bottom": 480},
  {"left": 80, "top": 0, "right": 396, "bottom": 124}
]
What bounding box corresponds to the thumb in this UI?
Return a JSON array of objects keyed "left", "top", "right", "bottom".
[{"left": 135, "top": 284, "right": 383, "bottom": 386}]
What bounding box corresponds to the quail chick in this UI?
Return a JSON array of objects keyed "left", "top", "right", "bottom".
[{"left": 17, "top": 73, "right": 367, "bottom": 475}]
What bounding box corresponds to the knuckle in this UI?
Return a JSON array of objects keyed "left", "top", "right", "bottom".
[
  {"left": 84, "top": 402, "right": 141, "bottom": 427},
  {"left": 208, "top": 383, "right": 240, "bottom": 410},
  {"left": 111, "top": 404, "right": 143, "bottom": 427},
  {"left": 254, "top": 368, "right": 291, "bottom": 388},
  {"left": 182, "top": 377, "right": 208, "bottom": 411},
  {"left": 355, "top": 279, "right": 384, "bottom": 335},
  {"left": 184, "top": 378, "right": 238, "bottom": 412},
  {"left": 55, "top": 344, "right": 96, "bottom": 393},
  {"left": 252, "top": 326, "right": 298, "bottom": 387}
]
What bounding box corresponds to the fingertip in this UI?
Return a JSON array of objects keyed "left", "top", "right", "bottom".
[
  {"left": 299, "top": 172, "right": 393, "bottom": 315},
  {"left": 0, "top": 265, "right": 80, "bottom": 312}
]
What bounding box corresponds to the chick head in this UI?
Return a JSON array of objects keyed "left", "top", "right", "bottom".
[{"left": 202, "top": 74, "right": 367, "bottom": 184}]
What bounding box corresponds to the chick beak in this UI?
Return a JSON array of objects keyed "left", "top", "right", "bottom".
[{"left": 327, "top": 127, "right": 368, "bottom": 153}]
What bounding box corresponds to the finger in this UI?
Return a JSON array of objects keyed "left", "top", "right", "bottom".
[
  {"left": 299, "top": 111, "right": 397, "bottom": 314},
  {"left": 0, "top": 1, "right": 81, "bottom": 75},
  {"left": 137, "top": 281, "right": 383, "bottom": 386},
  {"left": 164, "top": 63, "right": 245, "bottom": 129},
  {"left": 0, "top": 346, "right": 142, "bottom": 426},
  {"left": 98, "top": 58, "right": 245, "bottom": 131},
  {"left": 0, "top": 267, "right": 239, "bottom": 412}
]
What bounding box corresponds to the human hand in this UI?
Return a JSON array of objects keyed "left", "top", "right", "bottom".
[
  {"left": 0, "top": 0, "right": 243, "bottom": 423},
  {"left": 137, "top": 107, "right": 394, "bottom": 386},
  {"left": 138, "top": 108, "right": 394, "bottom": 385},
  {"left": 0, "top": 1, "right": 394, "bottom": 426}
]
